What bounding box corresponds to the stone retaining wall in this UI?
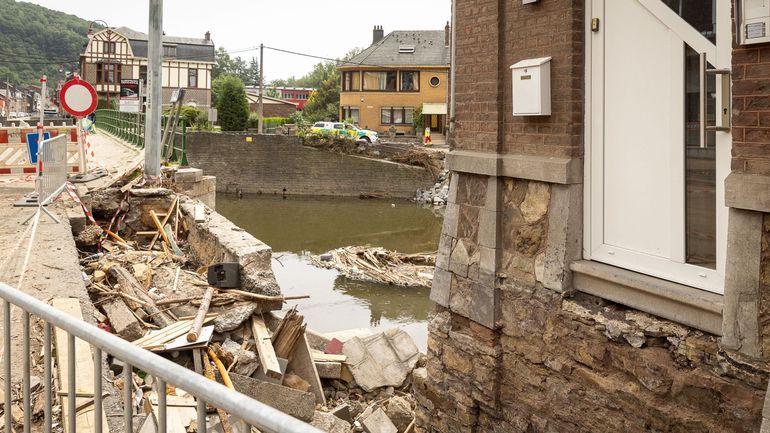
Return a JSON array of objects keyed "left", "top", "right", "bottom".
[{"left": 185, "top": 132, "right": 435, "bottom": 198}]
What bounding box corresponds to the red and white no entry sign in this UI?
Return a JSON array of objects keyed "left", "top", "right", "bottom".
[{"left": 59, "top": 78, "right": 98, "bottom": 117}]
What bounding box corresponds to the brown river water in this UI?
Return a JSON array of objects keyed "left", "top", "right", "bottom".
[{"left": 216, "top": 194, "right": 444, "bottom": 350}]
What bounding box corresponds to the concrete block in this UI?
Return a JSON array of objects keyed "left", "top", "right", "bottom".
[
  {"left": 478, "top": 210, "right": 499, "bottom": 249},
  {"left": 435, "top": 234, "right": 452, "bottom": 270},
  {"left": 542, "top": 184, "right": 582, "bottom": 292},
  {"left": 470, "top": 285, "right": 498, "bottom": 330},
  {"left": 448, "top": 239, "right": 470, "bottom": 277},
  {"left": 430, "top": 268, "right": 451, "bottom": 307},
  {"left": 175, "top": 168, "right": 203, "bottom": 183},
  {"left": 722, "top": 208, "right": 763, "bottom": 357},
  {"left": 102, "top": 298, "right": 144, "bottom": 342},
  {"left": 229, "top": 373, "right": 315, "bottom": 422},
  {"left": 361, "top": 408, "right": 397, "bottom": 433},
  {"left": 441, "top": 203, "right": 460, "bottom": 238},
  {"left": 315, "top": 361, "right": 342, "bottom": 379},
  {"left": 311, "top": 411, "right": 352, "bottom": 433}
]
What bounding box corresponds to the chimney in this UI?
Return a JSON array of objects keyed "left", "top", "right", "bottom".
[
  {"left": 373, "top": 25, "right": 384, "bottom": 44},
  {"left": 204, "top": 31, "right": 211, "bottom": 42},
  {"left": 445, "top": 21, "right": 450, "bottom": 46}
]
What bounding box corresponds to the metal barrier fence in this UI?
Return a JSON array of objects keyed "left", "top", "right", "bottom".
[
  {"left": 0, "top": 125, "right": 80, "bottom": 175},
  {"left": 94, "top": 110, "right": 187, "bottom": 165},
  {"left": 39, "top": 135, "right": 68, "bottom": 203},
  {"left": 0, "top": 282, "right": 322, "bottom": 433}
]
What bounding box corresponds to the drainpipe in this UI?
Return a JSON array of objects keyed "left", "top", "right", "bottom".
[{"left": 448, "top": 0, "right": 457, "bottom": 148}]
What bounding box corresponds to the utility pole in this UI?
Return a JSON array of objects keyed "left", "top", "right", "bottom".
[
  {"left": 258, "top": 43, "right": 264, "bottom": 134},
  {"left": 144, "top": 0, "right": 163, "bottom": 182}
]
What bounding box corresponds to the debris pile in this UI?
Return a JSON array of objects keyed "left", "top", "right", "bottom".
[
  {"left": 310, "top": 246, "right": 435, "bottom": 288},
  {"left": 64, "top": 171, "right": 425, "bottom": 433},
  {"left": 415, "top": 170, "right": 450, "bottom": 206},
  {"left": 390, "top": 148, "right": 444, "bottom": 180}
]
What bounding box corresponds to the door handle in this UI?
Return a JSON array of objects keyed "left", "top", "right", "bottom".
[{"left": 699, "top": 53, "right": 731, "bottom": 148}]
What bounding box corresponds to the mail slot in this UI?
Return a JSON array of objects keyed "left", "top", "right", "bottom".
[{"left": 510, "top": 57, "right": 552, "bottom": 116}]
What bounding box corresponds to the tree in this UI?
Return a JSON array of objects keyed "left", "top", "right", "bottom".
[
  {"left": 213, "top": 46, "right": 257, "bottom": 85},
  {"left": 301, "top": 48, "right": 362, "bottom": 122},
  {"left": 214, "top": 75, "right": 249, "bottom": 131}
]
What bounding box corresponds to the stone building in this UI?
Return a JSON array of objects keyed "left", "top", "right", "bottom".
[
  {"left": 338, "top": 26, "right": 450, "bottom": 135},
  {"left": 418, "top": 1, "right": 770, "bottom": 432},
  {"left": 79, "top": 27, "right": 215, "bottom": 110}
]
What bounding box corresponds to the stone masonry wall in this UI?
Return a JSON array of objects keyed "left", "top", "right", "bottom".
[
  {"left": 185, "top": 132, "right": 435, "bottom": 198},
  {"left": 418, "top": 173, "right": 768, "bottom": 433}
]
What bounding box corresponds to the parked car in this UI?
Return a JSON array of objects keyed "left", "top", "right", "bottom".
[{"left": 310, "top": 122, "right": 379, "bottom": 143}]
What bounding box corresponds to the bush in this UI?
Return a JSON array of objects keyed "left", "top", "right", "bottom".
[
  {"left": 246, "top": 114, "right": 288, "bottom": 130},
  {"left": 97, "top": 96, "right": 116, "bottom": 110},
  {"left": 163, "top": 105, "right": 205, "bottom": 128},
  {"left": 214, "top": 75, "right": 249, "bottom": 131}
]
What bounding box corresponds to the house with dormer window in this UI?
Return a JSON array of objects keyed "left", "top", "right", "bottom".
[
  {"left": 79, "top": 27, "right": 215, "bottom": 110},
  {"left": 339, "top": 25, "right": 450, "bottom": 136}
]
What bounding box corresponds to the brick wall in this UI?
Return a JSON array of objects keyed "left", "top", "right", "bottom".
[
  {"left": 732, "top": 41, "right": 770, "bottom": 175},
  {"left": 185, "top": 132, "right": 434, "bottom": 198},
  {"left": 453, "top": 0, "right": 583, "bottom": 158}
]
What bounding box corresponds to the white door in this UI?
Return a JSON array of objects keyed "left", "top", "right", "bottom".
[{"left": 587, "top": 0, "right": 732, "bottom": 294}]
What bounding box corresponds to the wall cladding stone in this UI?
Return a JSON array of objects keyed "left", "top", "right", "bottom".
[{"left": 185, "top": 132, "right": 435, "bottom": 198}]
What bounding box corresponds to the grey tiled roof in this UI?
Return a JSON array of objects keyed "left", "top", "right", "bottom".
[
  {"left": 344, "top": 30, "right": 449, "bottom": 68},
  {"left": 113, "top": 27, "right": 215, "bottom": 63}
]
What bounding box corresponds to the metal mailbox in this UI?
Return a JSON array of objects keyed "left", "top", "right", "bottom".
[{"left": 510, "top": 57, "right": 552, "bottom": 116}]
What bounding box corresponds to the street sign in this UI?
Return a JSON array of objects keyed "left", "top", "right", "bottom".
[{"left": 59, "top": 78, "right": 98, "bottom": 117}]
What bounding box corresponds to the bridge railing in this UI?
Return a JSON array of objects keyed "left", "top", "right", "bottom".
[
  {"left": 0, "top": 282, "right": 322, "bottom": 433},
  {"left": 94, "top": 109, "right": 187, "bottom": 165}
]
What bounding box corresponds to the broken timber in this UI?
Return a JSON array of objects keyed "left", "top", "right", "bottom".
[{"left": 251, "top": 316, "right": 282, "bottom": 379}]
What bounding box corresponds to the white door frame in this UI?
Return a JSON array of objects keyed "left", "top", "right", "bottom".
[{"left": 583, "top": 0, "right": 732, "bottom": 294}]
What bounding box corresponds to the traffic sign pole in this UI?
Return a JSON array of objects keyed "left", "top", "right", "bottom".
[
  {"left": 35, "top": 76, "right": 47, "bottom": 197},
  {"left": 59, "top": 77, "right": 106, "bottom": 183}
]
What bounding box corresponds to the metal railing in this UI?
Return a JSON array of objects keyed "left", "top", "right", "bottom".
[
  {"left": 0, "top": 282, "right": 322, "bottom": 433},
  {"left": 94, "top": 109, "right": 187, "bottom": 165}
]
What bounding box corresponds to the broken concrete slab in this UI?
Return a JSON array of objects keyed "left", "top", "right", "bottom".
[
  {"left": 102, "top": 298, "right": 144, "bottom": 341},
  {"left": 229, "top": 373, "right": 315, "bottom": 422},
  {"left": 361, "top": 408, "right": 397, "bottom": 433},
  {"left": 342, "top": 329, "right": 420, "bottom": 392},
  {"left": 252, "top": 357, "right": 288, "bottom": 385},
  {"left": 311, "top": 411, "right": 352, "bottom": 433},
  {"left": 175, "top": 168, "right": 203, "bottom": 183},
  {"left": 213, "top": 304, "right": 257, "bottom": 333}
]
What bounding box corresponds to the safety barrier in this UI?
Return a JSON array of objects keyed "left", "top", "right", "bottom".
[
  {"left": 0, "top": 124, "right": 80, "bottom": 175},
  {"left": 0, "top": 282, "right": 322, "bottom": 433},
  {"left": 39, "top": 135, "right": 68, "bottom": 203},
  {"left": 94, "top": 109, "right": 188, "bottom": 165}
]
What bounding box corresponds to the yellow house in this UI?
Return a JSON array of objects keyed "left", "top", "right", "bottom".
[{"left": 339, "top": 26, "right": 450, "bottom": 135}]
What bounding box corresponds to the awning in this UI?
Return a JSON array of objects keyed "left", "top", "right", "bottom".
[{"left": 422, "top": 103, "right": 447, "bottom": 115}]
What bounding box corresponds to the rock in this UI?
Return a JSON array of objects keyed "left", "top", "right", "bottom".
[
  {"left": 229, "top": 373, "right": 315, "bottom": 422},
  {"left": 213, "top": 304, "right": 257, "bottom": 333},
  {"left": 520, "top": 182, "right": 550, "bottom": 223},
  {"left": 332, "top": 403, "right": 353, "bottom": 423},
  {"left": 284, "top": 372, "right": 311, "bottom": 392},
  {"left": 383, "top": 396, "right": 412, "bottom": 432},
  {"left": 311, "top": 411, "right": 352, "bottom": 433},
  {"left": 93, "top": 270, "right": 107, "bottom": 283},
  {"left": 102, "top": 298, "right": 144, "bottom": 341},
  {"left": 361, "top": 408, "right": 397, "bottom": 433},
  {"left": 74, "top": 224, "right": 104, "bottom": 247},
  {"left": 218, "top": 339, "right": 259, "bottom": 377}
]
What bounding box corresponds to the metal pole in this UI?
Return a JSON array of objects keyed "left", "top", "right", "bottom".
[
  {"left": 3, "top": 301, "right": 12, "bottom": 433},
  {"left": 44, "top": 323, "right": 52, "bottom": 433},
  {"left": 258, "top": 43, "right": 264, "bottom": 135},
  {"left": 144, "top": 0, "right": 163, "bottom": 182},
  {"left": 36, "top": 76, "right": 47, "bottom": 197}
]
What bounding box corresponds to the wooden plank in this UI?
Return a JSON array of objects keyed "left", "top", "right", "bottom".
[
  {"left": 250, "top": 316, "right": 282, "bottom": 379},
  {"left": 134, "top": 316, "right": 216, "bottom": 349},
  {"left": 311, "top": 352, "right": 347, "bottom": 363},
  {"left": 51, "top": 298, "right": 110, "bottom": 433},
  {"left": 148, "top": 392, "right": 196, "bottom": 433}
]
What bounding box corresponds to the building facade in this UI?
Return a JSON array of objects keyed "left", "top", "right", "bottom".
[
  {"left": 80, "top": 27, "right": 215, "bottom": 110},
  {"left": 417, "top": 1, "right": 770, "bottom": 432},
  {"left": 339, "top": 26, "right": 450, "bottom": 135},
  {"left": 246, "top": 91, "right": 299, "bottom": 118},
  {"left": 277, "top": 87, "right": 313, "bottom": 110}
]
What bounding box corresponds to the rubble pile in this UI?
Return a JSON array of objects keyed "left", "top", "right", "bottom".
[
  {"left": 310, "top": 246, "right": 435, "bottom": 288},
  {"left": 415, "top": 170, "right": 450, "bottom": 206},
  {"left": 65, "top": 169, "right": 425, "bottom": 433}
]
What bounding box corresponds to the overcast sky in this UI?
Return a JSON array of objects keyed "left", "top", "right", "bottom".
[{"left": 24, "top": 0, "right": 451, "bottom": 81}]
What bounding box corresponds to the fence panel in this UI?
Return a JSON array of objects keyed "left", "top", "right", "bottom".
[
  {"left": 95, "top": 110, "right": 187, "bottom": 162},
  {"left": 39, "top": 135, "right": 68, "bottom": 202}
]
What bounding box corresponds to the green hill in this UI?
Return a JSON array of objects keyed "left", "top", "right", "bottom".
[{"left": 0, "top": 0, "right": 96, "bottom": 85}]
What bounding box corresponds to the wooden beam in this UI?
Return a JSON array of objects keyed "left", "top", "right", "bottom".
[
  {"left": 51, "top": 298, "right": 110, "bottom": 433},
  {"left": 250, "top": 316, "right": 282, "bottom": 379}
]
